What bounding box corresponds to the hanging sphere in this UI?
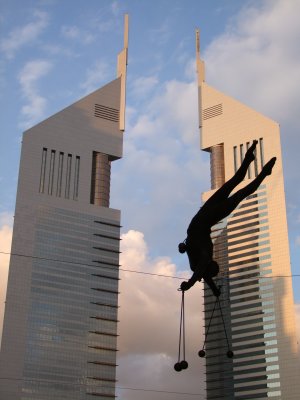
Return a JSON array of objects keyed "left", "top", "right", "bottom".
[
  {"left": 180, "top": 360, "right": 188, "bottom": 370},
  {"left": 198, "top": 349, "right": 206, "bottom": 358},
  {"left": 174, "top": 362, "right": 182, "bottom": 372},
  {"left": 227, "top": 350, "right": 234, "bottom": 358}
]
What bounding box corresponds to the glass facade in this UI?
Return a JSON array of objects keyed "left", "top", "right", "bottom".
[
  {"left": 21, "top": 207, "right": 120, "bottom": 399},
  {"left": 204, "top": 178, "right": 283, "bottom": 399}
]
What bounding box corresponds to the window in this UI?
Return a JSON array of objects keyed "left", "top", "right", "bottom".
[
  {"left": 73, "top": 156, "right": 80, "bottom": 200},
  {"left": 246, "top": 142, "right": 251, "bottom": 178},
  {"left": 48, "top": 150, "right": 56, "bottom": 195},
  {"left": 65, "top": 154, "right": 72, "bottom": 199},
  {"left": 39, "top": 148, "right": 47, "bottom": 193},
  {"left": 234, "top": 146, "right": 238, "bottom": 173},
  {"left": 56, "top": 152, "right": 64, "bottom": 197},
  {"left": 254, "top": 146, "right": 258, "bottom": 176},
  {"left": 259, "top": 138, "right": 265, "bottom": 168},
  {"left": 240, "top": 144, "right": 244, "bottom": 171}
]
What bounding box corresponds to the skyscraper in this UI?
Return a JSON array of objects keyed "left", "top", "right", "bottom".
[
  {"left": 196, "top": 31, "right": 300, "bottom": 399},
  {"left": 0, "top": 15, "right": 128, "bottom": 400}
]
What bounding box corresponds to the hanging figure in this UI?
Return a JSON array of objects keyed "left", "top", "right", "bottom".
[{"left": 179, "top": 140, "right": 276, "bottom": 296}]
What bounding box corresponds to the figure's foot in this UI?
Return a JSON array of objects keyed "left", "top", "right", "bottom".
[
  {"left": 262, "top": 157, "right": 276, "bottom": 176},
  {"left": 244, "top": 140, "right": 258, "bottom": 162}
]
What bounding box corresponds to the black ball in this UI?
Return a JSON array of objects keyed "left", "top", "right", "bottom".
[
  {"left": 174, "top": 362, "right": 182, "bottom": 372},
  {"left": 227, "top": 350, "right": 234, "bottom": 358},
  {"left": 198, "top": 349, "right": 206, "bottom": 358},
  {"left": 180, "top": 360, "right": 188, "bottom": 370}
]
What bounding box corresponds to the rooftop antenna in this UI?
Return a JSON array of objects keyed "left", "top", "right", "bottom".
[
  {"left": 196, "top": 29, "right": 205, "bottom": 83},
  {"left": 117, "top": 14, "right": 129, "bottom": 131},
  {"left": 196, "top": 29, "right": 205, "bottom": 130}
]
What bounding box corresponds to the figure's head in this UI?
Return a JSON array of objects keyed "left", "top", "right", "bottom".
[{"left": 178, "top": 242, "right": 187, "bottom": 254}]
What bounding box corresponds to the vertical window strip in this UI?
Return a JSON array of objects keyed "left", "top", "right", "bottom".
[
  {"left": 240, "top": 144, "right": 244, "bottom": 164},
  {"left": 240, "top": 144, "right": 244, "bottom": 179},
  {"left": 56, "top": 152, "right": 64, "bottom": 197},
  {"left": 259, "top": 138, "right": 265, "bottom": 168},
  {"left": 48, "top": 150, "right": 56, "bottom": 195},
  {"left": 73, "top": 156, "right": 80, "bottom": 200},
  {"left": 246, "top": 142, "right": 251, "bottom": 179},
  {"left": 233, "top": 146, "right": 238, "bottom": 173},
  {"left": 39, "top": 148, "right": 47, "bottom": 193},
  {"left": 254, "top": 147, "right": 259, "bottom": 177},
  {"left": 65, "top": 154, "right": 72, "bottom": 199}
]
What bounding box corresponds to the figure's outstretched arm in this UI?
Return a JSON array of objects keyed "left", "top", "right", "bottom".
[
  {"left": 180, "top": 271, "right": 201, "bottom": 291},
  {"left": 180, "top": 269, "right": 221, "bottom": 297}
]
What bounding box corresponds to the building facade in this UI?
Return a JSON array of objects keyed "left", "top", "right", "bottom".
[
  {"left": 196, "top": 31, "right": 300, "bottom": 399},
  {"left": 0, "top": 15, "right": 128, "bottom": 400}
]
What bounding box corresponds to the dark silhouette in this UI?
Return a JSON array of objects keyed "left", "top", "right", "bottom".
[{"left": 179, "top": 140, "right": 276, "bottom": 296}]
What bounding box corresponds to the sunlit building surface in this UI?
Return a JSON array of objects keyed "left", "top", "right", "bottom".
[
  {"left": 196, "top": 31, "right": 300, "bottom": 399},
  {"left": 0, "top": 16, "right": 128, "bottom": 400}
]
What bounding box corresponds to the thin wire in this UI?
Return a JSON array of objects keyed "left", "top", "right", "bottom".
[
  {"left": 0, "top": 251, "right": 183, "bottom": 280},
  {"left": 177, "top": 291, "right": 184, "bottom": 363},
  {"left": 202, "top": 296, "right": 217, "bottom": 350},
  {"left": 182, "top": 290, "right": 186, "bottom": 361},
  {"left": 0, "top": 376, "right": 205, "bottom": 397},
  {"left": 217, "top": 297, "right": 230, "bottom": 349},
  {"left": 0, "top": 250, "right": 299, "bottom": 281}
]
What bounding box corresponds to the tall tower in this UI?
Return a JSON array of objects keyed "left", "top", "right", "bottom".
[
  {"left": 196, "top": 30, "right": 300, "bottom": 399},
  {"left": 0, "top": 15, "right": 128, "bottom": 400}
]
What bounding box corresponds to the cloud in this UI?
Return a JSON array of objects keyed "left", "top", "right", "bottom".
[
  {"left": 18, "top": 59, "right": 53, "bottom": 129},
  {"left": 148, "top": 18, "right": 172, "bottom": 47},
  {"left": 61, "top": 25, "right": 95, "bottom": 44},
  {"left": 111, "top": 1, "right": 122, "bottom": 17},
  {"left": 0, "top": 10, "right": 49, "bottom": 59},
  {"left": 117, "top": 230, "right": 205, "bottom": 399},
  {"left": 131, "top": 75, "right": 159, "bottom": 98},
  {"left": 203, "top": 0, "right": 300, "bottom": 128},
  {"left": 294, "top": 304, "right": 300, "bottom": 350},
  {"left": 111, "top": 77, "right": 209, "bottom": 260},
  {"left": 0, "top": 213, "right": 13, "bottom": 346},
  {"left": 80, "top": 60, "right": 110, "bottom": 94}
]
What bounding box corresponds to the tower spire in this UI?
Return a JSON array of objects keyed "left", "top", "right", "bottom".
[
  {"left": 117, "top": 14, "right": 129, "bottom": 131},
  {"left": 196, "top": 29, "right": 205, "bottom": 83}
]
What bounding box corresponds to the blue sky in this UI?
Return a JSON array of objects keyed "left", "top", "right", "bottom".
[{"left": 1, "top": 1, "right": 300, "bottom": 398}]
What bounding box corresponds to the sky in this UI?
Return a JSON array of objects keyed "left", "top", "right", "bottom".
[{"left": 1, "top": 0, "right": 300, "bottom": 398}]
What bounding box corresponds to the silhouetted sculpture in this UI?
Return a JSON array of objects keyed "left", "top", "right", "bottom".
[{"left": 179, "top": 140, "right": 276, "bottom": 296}]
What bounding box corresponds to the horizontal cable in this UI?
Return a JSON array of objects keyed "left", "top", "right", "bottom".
[
  {"left": 0, "top": 250, "right": 299, "bottom": 282},
  {"left": 0, "top": 376, "right": 205, "bottom": 397}
]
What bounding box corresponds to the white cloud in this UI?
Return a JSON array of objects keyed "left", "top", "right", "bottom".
[
  {"left": 80, "top": 60, "right": 110, "bottom": 94},
  {"left": 111, "top": 77, "right": 209, "bottom": 259},
  {"left": 294, "top": 304, "right": 300, "bottom": 352},
  {"left": 61, "top": 25, "right": 95, "bottom": 44},
  {"left": 203, "top": 0, "right": 300, "bottom": 127},
  {"left": 18, "top": 59, "right": 53, "bottom": 129},
  {"left": 0, "top": 10, "right": 49, "bottom": 59},
  {"left": 131, "top": 75, "right": 159, "bottom": 98},
  {"left": 0, "top": 214, "right": 13, "bottom": 347},
  {"left": 149, "top": 19, "right": 172, "bottom": 46},
  {"left": 117, "top": 230, "right": 206, "bottom": 399},
  {"left": 111, "top": 1, "right": 122, "bottom": 17}
]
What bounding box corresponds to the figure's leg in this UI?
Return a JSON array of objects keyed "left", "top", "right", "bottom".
[
  {"left": 212, "top": 157, "right": 276, "bottom": 222},
  {"left": 205, "top": 140, "right": 258, "bottom": 208},
  {"left": 203, "top": 275, "right": 221, "bottom": 297}
]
